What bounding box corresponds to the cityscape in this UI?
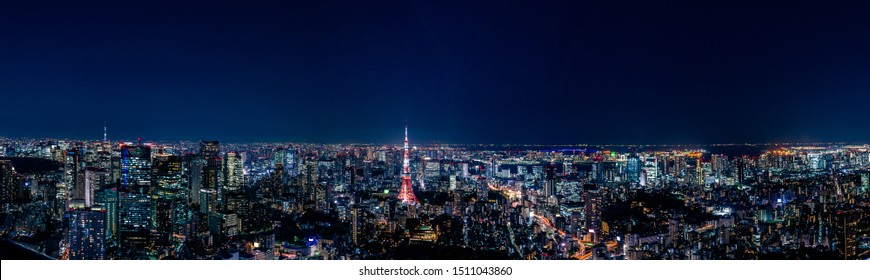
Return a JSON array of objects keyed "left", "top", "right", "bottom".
[
  {"left": 0, "top": 124, "right": 868, "bottom": 260},
  {"left": 1, "top": 0, "right": 869, "bottom": 267}
]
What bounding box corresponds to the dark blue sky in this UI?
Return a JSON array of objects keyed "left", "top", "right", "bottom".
[{"left": 1, "top": 0, "right": 868, "bottom": 144}]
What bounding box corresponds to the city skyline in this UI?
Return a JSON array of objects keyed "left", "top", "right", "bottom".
[
  {"left": 2, "top": 0, "right": 869, "bottom": 144},
  {"left": 1, "top": 119, "right": 867, "bottom": 147},
  {"left": 1, "top": 125, "right": 868, "bottom": 260},
  {"left": 3, "top": 0, "right": 870, "bottom": 274},
  {"left": 3, "top": 130, "right": 870, "bottom": 147}
]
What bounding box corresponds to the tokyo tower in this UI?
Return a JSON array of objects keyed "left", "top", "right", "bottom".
[{"left": 397, "top": 123, "right": 418, "bottom": 204}]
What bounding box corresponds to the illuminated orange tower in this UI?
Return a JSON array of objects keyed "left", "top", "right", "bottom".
[{"left": 397, "top": 123, "right": 418, "bottom": 204}]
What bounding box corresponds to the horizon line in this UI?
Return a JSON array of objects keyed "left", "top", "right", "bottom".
[{"left": 1, "top": 136, "right": 867, "bottom": 147}]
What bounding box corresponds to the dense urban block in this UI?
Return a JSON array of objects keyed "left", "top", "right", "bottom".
[{"left": 1, "top": 127, "right": 867, "bottom": 260}]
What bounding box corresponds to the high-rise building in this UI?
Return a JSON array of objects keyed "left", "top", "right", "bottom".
[
  {"left": 583, "top": 184, "right": 601, "bottom": 242},
  {"left": 639, "top": 170, "right": 647, "bottom": 186},
  {"left": 833, "top": 209, "right": 861, "bottom": 259},
  {"left": 152, "top": 155, "right": 183, "bottom": 198},
  {"left": 119, "top": 184, "right": 151, "bottom": 251},
  {"left": 591, "top": 156, "right": 603, "bottom": 183},
  {"left": 642, "top": 157, "right": 658, "bottom": 185},
  {"left": 860, "top": 172, "right": 869, "bottom": 194},
  {"left": 170, "top": 198, "right": 190, "bottom": 247},
  {"left": 182, "top": 154, "right": 203, "bottom": 205},
  {"left": 285, "top": 148, "right": 298, "bottom": 177},
  {"left": 95, "top": 185, "right": 119, "bottom": 241},
  {"left": 1, "top": 160, "right": 17, "bottom": 204},
  {"left": 200, "top": 141, "right": 222, "bottom": 214},
  {"left": 711, "top": 154, "right": 727, "bottom": 181},
  {"left": 477, "top": 176, "right": 489, "bottom": 201},
  {"left": 351, "top": 207, "right": 360, "bottom": 245},
  {"left": 626, "top": 152, "right": 641, "bottom": 183},
  {"left": 201, "top": 165, "right": 220, "bottom": 214},
  {"left": 151, "top": 196, "right": 174, "bottom": 252},
  {"left": 303, "top": 157, "right": 317, "bottom": 206},
  {"left": 200, "top": 141, "right": 221, "bottom": 166},
  {"left": 150, "top": 155, "right": 184, "bottom": 255},
  {"left": 695, "top": 156, "right": 704, "bottom": 187},
  {"left": 544, "top": 164, "right": 557, "bottom": 198},
  {"left": 67, "top": 206, "right": 107, "bottom": 260},
  {"left": 273, "top": 147, "right": 286, "bottom": 167},
  {"left": 208, "top": 212, "right": 239, "bottom": 240},
  {"left": 272, "top": 147, "right": 287, "bottom": 194},
  {"left": 121, "top": 144, "right": 152, "bottom": 187},
  {"left": 109, "top": 156, "right": 121, "bottom": 184},
  {"left": 64, "top": 149, "right": 81, "bottom": 209},
  {"left": 808, "top": 153, "right": 823, "bottom": 171},
  {"left": 532, "top": 165, "right": 543, "bottom": 179},
  {"left": 82, "top": 167, "right": 109, "bottom": 207},
  {"left": 224, "top": 152, "right": 244, "bottom": 193}
]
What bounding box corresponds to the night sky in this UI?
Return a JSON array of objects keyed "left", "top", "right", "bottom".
[{"left": 1, "top": 1, "right": 868, "bottom": 144}]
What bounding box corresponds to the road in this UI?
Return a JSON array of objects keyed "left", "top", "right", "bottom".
[{"left": 489, "top": 181, "right": 591, "bottom": 260}]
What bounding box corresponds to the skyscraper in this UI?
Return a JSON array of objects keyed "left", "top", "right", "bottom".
[
  {"left": 182, "top": 154, "right": 203, "bottom": 205},
  {"left": 591, "top": 155, "right": 603, "bottom": 183},
  {"left": 583, "top": 184, "right": 601, "bottom": 242},
  {"left": 626, "top": 152, "right": 641, "bottom": 183},
  {"left": 121, "top": 143, "right": 152, "bottom": 187},
  {"left": 351, "top": 207, "right": 361, "bottom": 245},
  {"left": 82, "top": 167, "right": 109, "bottom": 207},
  {"left": 808, "top": 152, "right": 823, "bottom": 171},
  {"left": 119, "top": 184, "right": 151, "bottom": 251},
  {"left": 833, "top": 209, "right": 861, "bottom": 259},
  {"left": 477, "top": 175, "right": 489, "bottom": 201},
  {"left": 695, "top": 156, "right": 704, "bottom": 188},
  {"left": 397, "top": 123, "right": 418, "bottom": 204},
  {"left": 63, "top": 149, "right": 81, "bottom": 211},
  {"left": 151, "top": 196, "right": 174, "bottom": 252},
  {"left": 544, "top": 164, "right": 557, "bottom": 198},
  {"left": 152, "top": 155, "right": 183, "bottom": 198},
  {"left": 67, "top": 206, "right": 107, "bottom": 260},
  {"left": 151, "top": 154, "right": 184, "bottom": 255},
  {"left": 95, "top": 185, "right": 119, "bottom": 241},
  {"left": 202, "top": 165, "right": 220, "bottom": 214},
  {"left": 224, "top": 151, "right": 244, "bottom": 193},
  {"left": 0, "top": 160, "right": 17, "bottom": 204},
  {"left": 285, "top": 147, "right": 298, "bottom": 176},
  {"left": 303, "top": 156, "right": 317, "bottom": 206},
  {"left": 200, "top": 141, "right": 221, "bottom": 166},
  {"left": 860, "top": 172, "right": 869, "bottom": 194},
  {"left": 642, "top": 157, "right": 658, "bottom": 186},
  {"left": 200, "top": 141, "right": 222, "bottom": 214}
]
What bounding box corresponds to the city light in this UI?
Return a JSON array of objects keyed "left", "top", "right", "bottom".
[{"left": 0, "top": 0, "right": 867, "bottom": 266}]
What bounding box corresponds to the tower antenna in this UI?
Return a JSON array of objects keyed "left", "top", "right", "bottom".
[{"left": 398, "top": 121, "right": 418, "bottom": 204}]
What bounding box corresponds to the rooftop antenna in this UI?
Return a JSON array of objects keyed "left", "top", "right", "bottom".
[{"left": 103, "top": 121, "right": 107, "bottom": 142}]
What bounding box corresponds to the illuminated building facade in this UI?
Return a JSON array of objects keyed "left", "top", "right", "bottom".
[
  {"left": 119, "top": 184, "right": 151, "bottom": 251},
  {"left": 83, "top": 168, "right": 109, "bottom": 207},
  {"left": 626, "top": 153, "right": 641, "bottom": 183},
  {"left": 121, "top": 143, "right": 151, "bottom": 187},
  {"left": 67, "top": 206, "right": 106, "bottom": 260},
  {"left": 224, "top": 151, "right": 244, "bottom": 192},
  {"left": 0, "top": 160, "right": 17, "bottom": 204},
  {"left": 95, "top": 186, "right": 119, "bottom": 241},
  {"left": 200, "top": 141, "right": 222, "bottom": 214},
  {"left": 152, "top": 155, "right": 183, "bottom": 197},
  {"left": 182, "top": 154, "right": 203, "bottom": 205}
]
